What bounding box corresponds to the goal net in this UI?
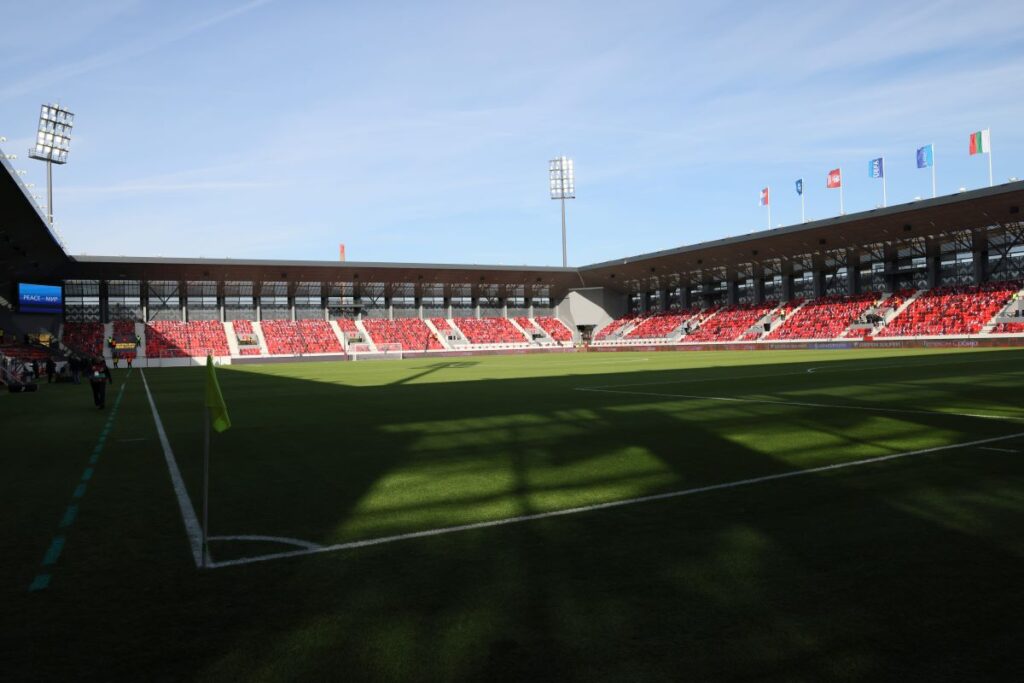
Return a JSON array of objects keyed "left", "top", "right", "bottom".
[{"left": 351, "top": 342, "right": 404, "bottom": 361}]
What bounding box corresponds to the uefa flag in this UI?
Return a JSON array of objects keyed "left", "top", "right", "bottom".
[
  {"left": 869, "top": 158, "right": 884, "bottom": 179},
  {"left": 205, "top": 355, "right": 231, "bottom": 432},
  {"left": 795, "top": 179, "right": 803, "bottom": 195},
  {"left": 826, "top": 168, "right": 842, "bottom": 188},
  {"left": 760, "top": 187, "right": 770, "bottom": 206},
  {"left": 917, "top": 145, "right": 934, "bottom": 168}
]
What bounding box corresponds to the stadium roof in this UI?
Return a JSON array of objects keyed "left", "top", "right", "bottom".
[{"left": 3, "top": 145, "right": 1023, "bottom": 296}]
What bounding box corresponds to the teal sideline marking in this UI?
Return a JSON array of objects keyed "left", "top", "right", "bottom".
[
  {"left": 28, "top": 369, "right": 132, "bottom": 592},
  {"left": 28, "top": 575, "right": 50, "bottom": 592},
  {"left": 42, "top": 537, "right": 65, "bottom": 566},
  {"left": 59, "top": 505, "right": 78, "bottom": 528}
]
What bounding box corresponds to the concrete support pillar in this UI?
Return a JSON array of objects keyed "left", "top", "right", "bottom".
[
  {"left": 781, "top": 270, "right": 795, "bottom": 302},
  {"left": 679, "top": 285, "right": 691, "bottom": 310},
  {"left": 99, "top": 280, "right": 109, "bottom": 323},
  {"left": 473, "top": 297, "right": 481, "bottom": 319},
  {"left": 847, "top": 251, "right": 861, "bottom": 296},
  {"left": 926, "top": 241, "right": 941, "bottom": 289},
  {"left": 501, "top": 298, "right": 508, "bottom": 319},
  {"left": 219, "top": 297, "right": 225, "bottom": 323},
  {"left": 638, "top": 291, "right": 648, "bottom": 314},
  {"left": 443, "top": 296, "right": 452, "bottom": 319},
  {"left": 813, "top": 270, "right": 826, "bottom": 299},
  {"left": 726, "top": 279, "right": 739, "bottom": 306},
  {"left": 289, "top": 296, "right": 296, "bottom": 322},
  {"left": 972, "top": 231, "right": 988, "bottom": 285},
  {"left": 752, "top": 271, "right": 765, "bottom": 305},
  {"left": 385, "top": 296, "right": 393, "bottom": 321},
  {"left": 884, "top": 247, "right": 898, "bottom": 292},
  {"left": 526, "top": 297, "right": 534, "bottom": 318}
]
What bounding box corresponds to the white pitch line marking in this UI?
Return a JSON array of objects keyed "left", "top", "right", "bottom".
[
  {"left": 206, "top": 430, "right": 1024, "bottom": 570},
  {"left": 576, "top": 386, "right": 1022, "bottom": 422},
  {"left": 978, "top": 446, "right": 1019, "bottom": 453},
  {"left": 141, "top": 370, "right": 204, "bottom": 568},
  {"left": 208, "top": 534, "right": 324, "bottom": 550},
  {"left": 581, "top": 354, "right": 1024, "bottom": 391}
]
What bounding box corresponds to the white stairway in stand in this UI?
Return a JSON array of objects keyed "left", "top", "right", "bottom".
[
  {"left": 135, "top": 322, "right": 147, "bottom": 358},
  {"left": 423, "top": 318, "right": 452, "bottom": 350},
  {"left": 223, "top": 322, "right": 241, "bottom": 356},
  {"left": 507, "top": 317, "right": 535, "bottom": 344},
  {"left": 328, "top": 320, "right": 348, "bottom": 352},
  {"left": 251, "top": 321, "right": 270, "bottom": 355},
  {"left": 353, "top": 319, "right": 379, "bottom": 352}
]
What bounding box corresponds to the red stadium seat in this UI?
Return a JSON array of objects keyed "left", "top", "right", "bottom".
[
  {"left": 878, "top": 282, "right": 1020, "bottom": 337},
  {"left": 361, "top": 318, "right": 443, "bottom": 350},
  {"left": 145, "top": 321, "right": 230, "bottom": 358},
  {"left": 451, "top": 317, "right": 529, "bottom": 344}
]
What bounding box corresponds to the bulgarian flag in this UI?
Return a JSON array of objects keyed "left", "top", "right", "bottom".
[{"left": 969, "top": 129, "right": 990, "bottom": 156}]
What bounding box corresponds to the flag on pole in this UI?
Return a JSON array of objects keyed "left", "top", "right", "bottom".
[
  {"left": 795, "top": 179, "right": 803, "bottom": 195},
  {"left": 969, "top": 129, "right": 990, "bottom": 155},
  {"left": 205, "top": 355, "right": 231, "bottom": 432},
  {"left": 826, "top": 168, "right": 842, "bottom": 188},
  {"left": 868, "top": 158, "right": 884, "bottom": 178},
  {"left": 916, "top": 145, "right": 933, "bottom": 168},
  {"left": 759, "top": 187, "right": 770, "bottom": 206}
]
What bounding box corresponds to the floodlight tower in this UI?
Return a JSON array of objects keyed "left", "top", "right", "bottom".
[
  {"left": 549, "top": 156, "right": 575, "bottom": 267},
  {"left": 28, "top": 103, "right": 74, "bottom": 226}
]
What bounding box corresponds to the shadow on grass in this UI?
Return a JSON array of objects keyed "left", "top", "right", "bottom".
[{"left": 8, "top": 348, "right": 1024, "bottom": 681}]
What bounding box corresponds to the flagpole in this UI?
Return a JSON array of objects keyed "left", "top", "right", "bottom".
[
  {"left": 988, "top": 131, "right": 993, "bottom": 187},
  {"left": 801, "top": 191, "right": 805, "bottom": 223},
  {"left": 839, "top": 168, "right": 844, "bottom": 215},
  {"left": 202, "top": 407, "right": 210, "bottom": 568},
  {"left": 931, "top": 142, "right": 936, "bottom": 198},
  {"left": 767, "top": 185, "right": 771, "bottom": 229},
  {"left": 882, "top": 157, "right": 887, "bottom": 207}
]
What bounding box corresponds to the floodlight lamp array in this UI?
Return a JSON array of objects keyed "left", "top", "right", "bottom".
[
  {"left": 549, "top": 156, "right": 575, "bottom": 200},
  {"left": 29, "top": 104, "right": 74, "bottom": 164}
]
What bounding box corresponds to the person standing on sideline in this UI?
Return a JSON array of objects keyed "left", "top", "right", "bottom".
[
  {"left": 112, "top": 354, "right": 120, "bottom": 369},
  {"left": 126, "top": 354, "right": 133, "bottom": 369},
  {"left": 45, "top": 357, "right": 56, "bottom": 383},
  {"left": 88, "top": 356, "right": 113, "bottom": 409}
]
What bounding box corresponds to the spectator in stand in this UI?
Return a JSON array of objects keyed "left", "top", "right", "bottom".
[
  {"left": 88, "top": 357, "right": 113, "bottom": 409},
  {"left": 45, "top": 357, "right": 56, "bottom": 384}
]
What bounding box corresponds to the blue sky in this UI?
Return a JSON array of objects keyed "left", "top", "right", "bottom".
[{"left": 1, "top": 0, "right": 1023, "bottom": 266}]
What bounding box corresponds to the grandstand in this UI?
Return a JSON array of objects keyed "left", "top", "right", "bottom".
[{"left": 5, "top": 126, "right": 1024, "bottom": 683}]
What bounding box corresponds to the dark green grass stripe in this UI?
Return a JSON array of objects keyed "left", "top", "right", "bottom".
[{"left": 28, "top": 370, "right": 132, "bottom": 592}]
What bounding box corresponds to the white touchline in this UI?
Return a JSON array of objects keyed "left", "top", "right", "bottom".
[
  {"left": 141, "top": 370, "right": 205, "bottom": 568},
  {"left": 581, "top": 354, "right": 1024, "bottom": 391},
  {"left": 978, "top": 446, "right": 1019, "bottom": 453},
  {"left": 576, "top": 386, "right": 1022, "bottom": 422},
  {"left": 206, "top": 430, "right": 1024, "bottom": 570}
]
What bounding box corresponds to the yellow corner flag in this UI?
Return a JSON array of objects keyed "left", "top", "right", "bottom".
[{"left": 205, "top": 355, "right": 231, "bottom": 432}]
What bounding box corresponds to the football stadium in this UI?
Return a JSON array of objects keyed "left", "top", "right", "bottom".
[{"left": 4, "top": 4, "right": 1024, "bottom": 682}]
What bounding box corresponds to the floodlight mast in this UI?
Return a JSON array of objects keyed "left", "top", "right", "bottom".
[
  {"left": 28, "top": 103, "right": 74, "bottom": 226},
  {"left": 549, "top": 156, "right": 575, "bottom": 267}
]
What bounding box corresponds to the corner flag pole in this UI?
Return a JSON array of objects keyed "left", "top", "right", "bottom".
[{"left": 202, "top": 407, "right": 210, "bottom": 568}]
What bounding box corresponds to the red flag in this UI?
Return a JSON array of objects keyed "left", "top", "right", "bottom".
[
  {"left": 826, "top": 168, "right": 842, "bottom": 188},
  {"left": 759, "top": 187, "right": 770, "bottom": 206}
]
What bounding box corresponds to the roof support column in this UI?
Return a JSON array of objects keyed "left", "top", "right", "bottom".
[
  {"left": 847, "top": 250, "right": 861, "bottom": 296},
  {"left": 752, "top": 266, "right": 765, "bottom": 305},
  {"left": 926, "top": 239, "right": 941, "bottom": 289},
  {"left": 781, "top": 264, "right": 794, "bottom": 303},
  {"left": 973, "top": 231, "right": 988, "bottom": 285}
]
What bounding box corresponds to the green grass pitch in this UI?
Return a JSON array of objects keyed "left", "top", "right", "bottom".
[{"left": 4, "top": 347, "right": 1024, "bottom": 681}]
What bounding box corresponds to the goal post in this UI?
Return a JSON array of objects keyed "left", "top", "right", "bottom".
[{"left": 351, "top": 342, "right": 404, "bottom": 361}]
